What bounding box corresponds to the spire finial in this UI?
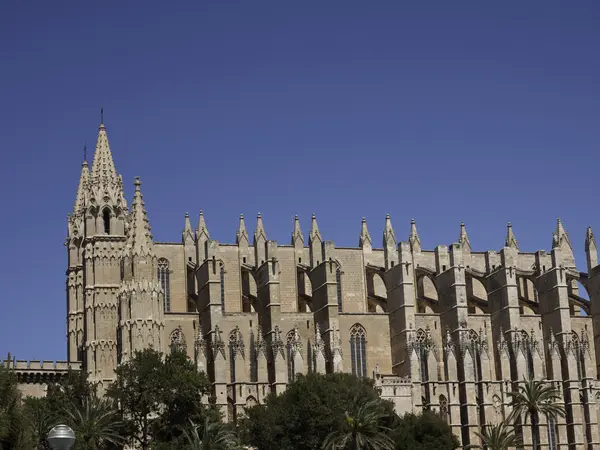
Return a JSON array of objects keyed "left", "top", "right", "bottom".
[
  {"left": 83, "top": 142, "right": 87, "bottom": 162},
  {"left": 134, "top": 176, "right": 141, "bottom": 190},
  {"left": 359, "top": 216, "right": 372, "bottom": 248},
  {"left": 505, "top": 221, "right": 519, "bottom": 250},
  {"left": 237, "top": 213, "right": 249, "bottom": 245},
  {"left": 100, "top": 103, "right": 104, "bottom": 125},
  {"left": 409, "top": 218, "right": 421, "bottom": 252}
]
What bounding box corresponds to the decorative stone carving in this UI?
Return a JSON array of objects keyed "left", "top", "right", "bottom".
[
  {"left": 330, "top": 326, "right": 343, "bottom": 372},
  {"left": 211, "top": 325, "right": 226, "bottom": 360},
  {"left": 170, "top": 326, "right": 187, "bottom": 353},
  {"left": 460, "top": 328, "right": 489, "bottom": 359},
  {"left": 229, "top": 326, "right": 245, "bottom": 359},
  {"left": 289, "top": 326, "right": 303, "bottom": 357},
  {"left": 194, "top": 325, "right": 206, "bottom": 359},
  {"left": 410, "top": 326, "right": 437, "bottom": 360},
  {"left": 256, "top": 325, "right": 268, "bottom": 358},
  {"left": 313, "top": 324, "right": 325, "bottom": 357},
  {"left": 548, "top": 328, "right": 561, "bottom": 359},
  {"left": 443, "top": 326, "right": 455, "bottom": 358},
  {"left": 270, "top": 326, "right": 285, "bottom": 360}
]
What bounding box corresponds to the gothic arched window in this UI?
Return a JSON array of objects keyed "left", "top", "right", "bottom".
[
  {"left": 158, "top": 258, "right": 171, "bottom": 312},
  {"left": 102, "top": 208, "right": 111, "bottom": 234},
  {"left": 170, "top": 327, "right": 187, "bottom": 354},
  {"left": 286, "top": 330, "right": 301, "bottom": 382},
  {"left": 547, "top": 415, "right": 557, "bottom": 450},
  {"left": 220, "top": 264, "right": 225, "bottom": 312},
  {"left": 336, "top": 267, "right": 343, "bottom": 312},
  {"left": 415, "top": 328, "right": 429, "bottom": 381},
  {"left": 439, "top": 395, "right": 448, "bottom": 423},
  {"left": 350, "top": 324, "right": 367, "bottom": 378}
]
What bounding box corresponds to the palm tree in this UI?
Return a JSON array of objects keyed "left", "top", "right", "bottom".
[
  {"left": 507, "top": 378, "right": 565, "bottom": 450},
  {"left": 181, "top": 417, "right": 241, "bottom": 450},
  {"left": 63, "top": 394, "right": 124, "bottom": 450},
  {"left": 322, "top": 397, "right": 395, "bottom": 450},
  {"left": 22, "top": 397, "right": 54, "bottom": 449},
  {"left": 476, "top": 421, "right": 522, "bottom": 450}
]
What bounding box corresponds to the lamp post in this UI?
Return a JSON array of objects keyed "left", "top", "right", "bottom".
[{"left": 47, "top": 424, "right": 76, "bottom": 450}]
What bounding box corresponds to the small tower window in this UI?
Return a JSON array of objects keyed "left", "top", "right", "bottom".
[
  {"left": 103, "top": 209, "right": 111, "bottom": 234},
  {"left": 158, "top": 258, "right": 171, "bottom": 312}
]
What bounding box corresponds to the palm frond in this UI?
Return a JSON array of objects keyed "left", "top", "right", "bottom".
[{"left": 476, "top": 422, "right": 522, "bottom": 450}]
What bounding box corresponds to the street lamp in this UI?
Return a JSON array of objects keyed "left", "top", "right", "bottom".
[{"left": 47, "top": 424, "right": 76, "bottom": 450}]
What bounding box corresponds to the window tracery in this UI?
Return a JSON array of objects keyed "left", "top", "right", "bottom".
[
  {"left": 350, "top": 324, "right": 367, "bottom": 378},
  {"left": 157, "top": 258, "right": 171, "bottom": 312},
  {"left": 170, "top": 326, "right": 187, "bottom": 354},
  {"left": 439, "top": 395, "right": 448, "bottom": 423}
]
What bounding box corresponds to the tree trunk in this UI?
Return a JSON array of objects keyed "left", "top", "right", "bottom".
[
  {"left": 350, "top": 430, "right": 357, "bottom": 450},
  {"left": 531, "top": 412, "right": 540, "bottom": 450}
]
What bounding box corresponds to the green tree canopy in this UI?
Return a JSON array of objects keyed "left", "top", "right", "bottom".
[
  {"left": 239, "top": 372, "right": 393, "bottom": 450},
  {"left": 106, "top": 348, "right": 214, "bottom": 449},
  {"left": 390, "top": 411, "right": 459, "bottom": 450}
]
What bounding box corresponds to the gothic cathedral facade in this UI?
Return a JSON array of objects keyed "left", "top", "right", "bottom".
[{"left": 65, "top": 120, "right": 600, "bottom": 449}]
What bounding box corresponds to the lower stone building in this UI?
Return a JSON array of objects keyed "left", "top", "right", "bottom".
[{"left": 6, "top": 118, "right": 600, "bottom": 449}]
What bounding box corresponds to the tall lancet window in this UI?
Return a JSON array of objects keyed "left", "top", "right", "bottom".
[
  {"left": 220, "top": 264, "right": 225, "bottom": 312},
  {"left": 336, "top": 267, "right": 343, "bottom": 312},
  {"left": 103, "top": 208, "right": 111, "bottom": 234},
  {"left": 158, "top": 258, "right": 171, "bottom": 312},
  {"left": 547, "top": 416, "right": 557, "bottom": 450},
  {"left": 350, "top": 324, "right": 367, "bottom": 378},
  {"left": 415, "top": 329, "right": 429, "bottom": 381}
]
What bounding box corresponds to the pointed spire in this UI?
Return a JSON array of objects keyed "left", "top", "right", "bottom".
[
  {"left": 182, "top": 212, "right": 194, "bottom": 242},
  {"left": 73, "top": 158, "right": 89, "bottom": 215},
  {"left": 254, "top": 213, "right": 267, "bottom": 244},
  {"left": 196, "top": 210, "right": 209, "bottom": 240},
  {"left": 90, "top": 116, "right": 118, "bottom": 187},
  {"left": 309, "top": 213, "right": 321, "bottom": 242},
  {"left": 237, "top": 214, "right": 249, "bottom": 245},
  {"left": 552, "top": 218, "right": 572, "bottom": 250},
  {"left": 409, "top": 218, "right": 421, "bottom": 252},
  {"left": 505, "top": 222, "right": 519, "bottom": 250},
  {"left": 458, "top": 221, "right": 471, "bottom": 252},
  {"left": 383, "top": 214, "right": 396, "bottom": 247},
  {"left": 128, "top": 177, "right": 154, "bottom": 257},
  {"left": 100, "top": 104, "right": 104, "bottom": 127},
  {"left": 292, "top": 214, "right": 304, "bottom": 246},
  {"left": 585, "top": 226, "right": 598, "bottom": 271},
  {"left": 83, "top": 142, "right": 87, "bottom": 162},
  {"left": 586, "top": 226, "right": 597, "bottom": 251},
  {"left": 359, "top": 217, "right": 372, "bottom": 248}
]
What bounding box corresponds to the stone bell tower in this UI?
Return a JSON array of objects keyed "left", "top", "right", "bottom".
[{"left": 66, "top": 113, "right": 128, "bottom": 387}]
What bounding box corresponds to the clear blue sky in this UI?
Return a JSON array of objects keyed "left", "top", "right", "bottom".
[{"left": 0, "top": 1, "right": 598, "bottom": 361}]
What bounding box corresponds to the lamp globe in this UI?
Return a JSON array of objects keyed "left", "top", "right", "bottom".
[{"left": 47, "top": 424, "right": 76, "bottom": 450}]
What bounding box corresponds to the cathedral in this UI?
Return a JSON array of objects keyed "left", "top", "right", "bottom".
[{"left": 6, "top": 118, "right": 600, "bottom": 449}]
